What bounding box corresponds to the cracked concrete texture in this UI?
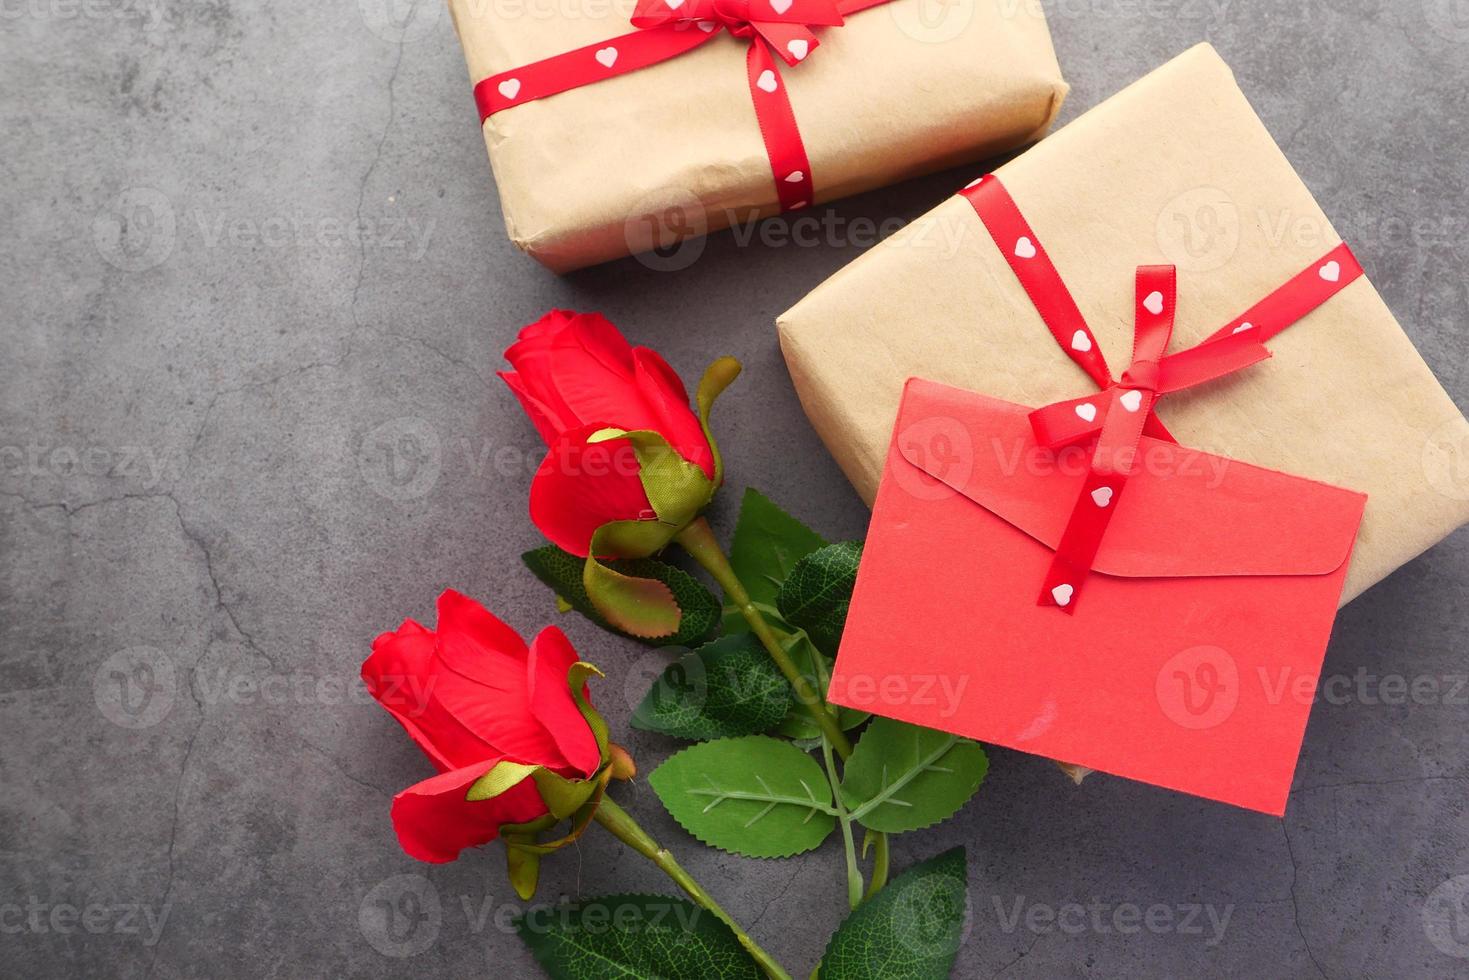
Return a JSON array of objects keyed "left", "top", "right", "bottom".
[{"left": 2, "top": 1, "right": 1467, "bottom": 977}]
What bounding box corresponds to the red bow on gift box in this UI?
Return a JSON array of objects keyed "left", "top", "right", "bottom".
[
  {"left": 473, "top": 0, "right": 893, "bottom": 212},
  {"left": 962, "top": 174, "right": 1365, "bottom": 613}
]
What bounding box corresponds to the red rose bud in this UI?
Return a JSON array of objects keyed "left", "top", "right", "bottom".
[
  {"left": 499, "top": 310, "right": 740, "bottom": 558},
  {"left": 362, "top": 590, "right": 609, "bottom": 864}
]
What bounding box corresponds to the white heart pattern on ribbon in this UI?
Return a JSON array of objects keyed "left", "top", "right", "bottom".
[
  {"left": 666, "top": 0, "right": 685, "bottom": 9},
  {"left": 1075, "top": 403, "right": 1098, "bottom": 423},
  {"left": 498, "top": 78, "right": 521, "bottom": 100},
  {"left": 770, "top": 0, "right": 793, "bottom": 12},
  {"left": 1233, "top": 322, "right": 1254, "bottom": 334},
  {"left": 785, "top": 171, "right": 804, "bottom": 183},
  {"left": 756, "top": 69, "right": 778, "bottom": 93},
  {"left": 1119, "top": 390, "right": 1143, "bottom": 413},
  {"left": 1091, "top": 486, "right": 1114, "bottom": 508},
  {"left": 1070, "top": 330, "right": 1092, "bottom": 354},
  {"left": 595, "top": 46, "right": 618, "bottom": 68},
  {"left": 1051, "top": 584, "right": 1075, "bottom": 607},
  {"left": 1320, "top": 260, "right": 1341, "bottom": 283},
  {"left": 964, "top": 176, "right": 984, "bottom": 189},
  {"left": 1014, "top": 236, "right": 1037, "bottom": 260},
  {"left": 1143, "top": 290, "right": 1165, "bottom": 316},
  {"left": 787, "top": 39, "right": 809, "bottom": 60},
  {"left": 696, "top": 19, "right": 716, "bottom": 30}
]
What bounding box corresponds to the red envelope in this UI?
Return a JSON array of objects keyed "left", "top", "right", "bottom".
[{"left": 830, "top": 377, "right": 1367, "bottom": 816}]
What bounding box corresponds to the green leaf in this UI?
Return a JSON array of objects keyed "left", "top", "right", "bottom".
[
  {"left": 631, "top": 634, "right": 793, "bottom": 741},
  {"left": 649, "top": 736, "right": 837, "bottom": 857},
  {"left": 517, "top": 894, "right": 762, "bottom": 980},
  {"left": 839, "top": 718, "right": 988, "bottom": 834},
  {"left": 522, "top": 544, "right": 719, "bottom": 648},
  {"left": 776, "top": 542, "right": 863, "bottom": 656},
  {"left": 728, "top": 489, "right": 828, "bottom": 612},
  {"left": 817, "top": 848, "right": 969, "bottom": 980}
]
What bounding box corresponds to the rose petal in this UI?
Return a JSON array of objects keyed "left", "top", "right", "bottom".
[
  {"left": 499, "top": 370, "right": 574, "bottom": 445},
  {"left": 526, "top": 627, "right": 601, "bottom": 779},
  {"left": 504, "top": 313, "right": 582, "bottom": 430},
  {"left": 390, "top": 759, "right": 549, "bottom": 863},
  {"left": 422, "top": 592, "right": 570, "bottom": 767},
  {"left": 632, "top": 349, "right": 714, "bottom": 478},
  {"left": 362, "top": 620, "right": 457, "bottom": 772},
  {"left": 529, "top": 426, "right": 653, "bottom": 557}
]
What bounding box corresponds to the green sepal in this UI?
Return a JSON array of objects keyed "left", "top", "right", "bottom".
[
  {"left": 530, "top": 769, "right": 602, "bottom": 820},
  {"left": 567, "top": 661, "right": 610, "bottom": 761},
  {"left": 465, "top": 760, "right": 540, "bottom": 803},
  {"left": 504, "top": 840, "right": 542, "bottom": 901},
  {"left": 587, "top": 428, "right": 716, "bottom": 528},
  {"left": 583, "top": 528, "right": 683, "bottom": 639},
  {"left": 696, "top": 356, "right": 741, "bottom": 487},
  {"left": 499, "top": 768, "right": 613, "bottom": 859},
  {"left": 523, "top": 544, "right": 720, "bottom": 648}
]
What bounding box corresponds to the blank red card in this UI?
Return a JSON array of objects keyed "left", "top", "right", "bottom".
[{"left": 830, "top": 378, "right": 1367, "bottom": 815}]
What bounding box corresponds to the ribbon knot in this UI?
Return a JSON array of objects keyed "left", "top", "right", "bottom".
[
  {"left": 1025, "top": 265, "right": 1273, "bottom": 612},
  {"left": 1119, "top": 359, "right": 1159, "bottom": 392}
]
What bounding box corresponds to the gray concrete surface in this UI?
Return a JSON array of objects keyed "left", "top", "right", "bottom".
[{"left": 3, "top": 1, "right": 1468, "bottom": 977}]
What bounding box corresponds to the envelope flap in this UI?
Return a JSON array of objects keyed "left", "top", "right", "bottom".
[{"left": 895, "top": 379, "right": 1367, "bottom": 579}]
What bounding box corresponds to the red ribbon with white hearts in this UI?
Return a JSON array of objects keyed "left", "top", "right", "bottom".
[
  {"left": 960, "top": 174, "right": 1364, "bottom": 614},
  {"left": 473, "top": 0, "right": 892, "bottom": 213}
]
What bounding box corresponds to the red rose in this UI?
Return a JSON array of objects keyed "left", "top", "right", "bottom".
[
  {"left": 499, "top": 310, "right": 723, "bottom": 557},
  {"left": 362, "top": 590, "right": 603, "bottom": 863}
]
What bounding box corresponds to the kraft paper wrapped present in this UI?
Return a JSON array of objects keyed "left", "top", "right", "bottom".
[
  {"left": 448, "top": 0, "right": 1067, "bottom": 272},
  {"left": 778, "top": 43, "right": 1469, "bottom": 615}
]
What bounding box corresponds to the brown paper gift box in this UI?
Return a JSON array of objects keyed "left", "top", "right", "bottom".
[
  {"left": 448, "top": 0, "right": 1067, "bottom": 272},
  {"left": 779, "top": 44, "right": 1469, "bottom": 629}
]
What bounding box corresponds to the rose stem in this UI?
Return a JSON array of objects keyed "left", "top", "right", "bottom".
[
  {"left": 675, "top": 517, "right": 854, "bottom": 759},
  {"left": 593, "top": 797, "right": 793, "bottom": 980}
]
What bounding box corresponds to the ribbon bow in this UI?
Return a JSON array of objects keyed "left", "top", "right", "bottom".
[
  {"left": 959, "top": 174, "right": 1364, "bottom": 615},
  {"left": 631, "top": 0, "right": 844, "bottom": 61},
  {"left": 1026, "top": 266, "right": 1272, "bottom": 612},
  {"left": 475, "top": 0, "right": 888, "bottom": 213}
]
